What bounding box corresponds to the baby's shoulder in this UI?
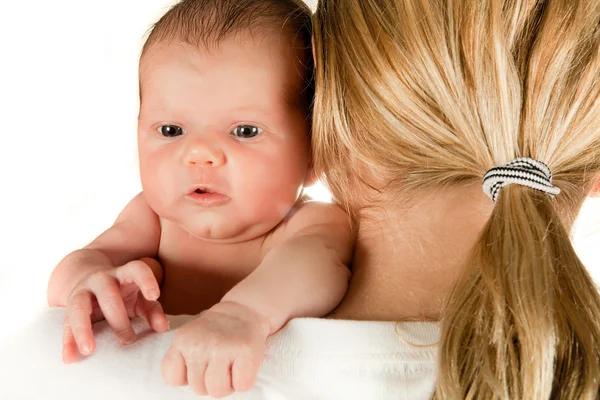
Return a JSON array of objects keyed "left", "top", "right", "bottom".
[
  {"left": 271, "top": 199, "right": 351, "bottom": 240},
  {"left": 288, "top": 199, "right": 349, "bottom": 224},
  {"left": 260, "top": 197, "right": 353, "bottom": 256},
  {"left": 259, "top": 199, "right": 354, "bottom": 260}
]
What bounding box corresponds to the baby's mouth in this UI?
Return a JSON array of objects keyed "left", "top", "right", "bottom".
[
  {"left": 192, "top": 185, "right": 218, "bottom": 194},
  {"left": 187, "top": 186, "right": 230, "bottom": 206}
]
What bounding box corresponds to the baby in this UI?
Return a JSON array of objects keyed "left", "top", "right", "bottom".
[{"left": 46, "top": 0, "right": 352, "bottom": 397}]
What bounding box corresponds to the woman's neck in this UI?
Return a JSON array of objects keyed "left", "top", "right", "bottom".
[{"left": 329, "top": 184, "right": 494, "bottom": 322}]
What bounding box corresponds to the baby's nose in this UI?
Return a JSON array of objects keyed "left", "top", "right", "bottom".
[{"left": 183, "top": 138, "right": 226, "bottom": 167}]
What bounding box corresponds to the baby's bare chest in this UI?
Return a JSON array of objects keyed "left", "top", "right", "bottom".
[{"left": 156, "top": 223, "right": 268, "bottom": 315}]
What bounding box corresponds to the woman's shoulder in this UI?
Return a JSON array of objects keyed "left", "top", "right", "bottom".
[
  {"left": 268, "top": 317, "right": 440, "bottom": 358},
  {"left": 256, "top": 318, "right": 439, "bottom": 399}
]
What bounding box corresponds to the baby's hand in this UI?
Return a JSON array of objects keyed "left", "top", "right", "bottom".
[
  {"left": 161, "top": 301, "right": 270, "bottom": 398},
  {"left": 62, "top": 259, "right": 169, "bottom": 364}
]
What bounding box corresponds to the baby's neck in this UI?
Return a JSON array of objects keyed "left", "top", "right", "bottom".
[{"left": 329, "top": 185, "right": 494, "bottom": 322}]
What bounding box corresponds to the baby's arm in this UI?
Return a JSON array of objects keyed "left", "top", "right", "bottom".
[
  {"left": 222, "top": 201, "right": 353, "bottom": 333},
  {"left": 47, "top": 192, "right": 166, "bottom": 362},
  {"left": 47, "top": 192, "right": 162, "bottom": 307},
  {"left": 161, "top": 201, "right": 353, "bottom": 396}
]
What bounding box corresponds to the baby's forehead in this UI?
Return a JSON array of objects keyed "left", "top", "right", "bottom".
[
  {"left": 138, "top": 37, "right": 309, "bottom": 112},
  {"left": 140, "top": 30, "right": 303, "bottom": 69}
]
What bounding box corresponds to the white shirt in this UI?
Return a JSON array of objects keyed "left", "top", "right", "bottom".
[{"left": 0, "top": 308, "right": 439, "bottom": 400}]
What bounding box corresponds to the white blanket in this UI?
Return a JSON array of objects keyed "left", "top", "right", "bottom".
[{"left": 0, "top": 308, "right": 439, "bottom": 400}]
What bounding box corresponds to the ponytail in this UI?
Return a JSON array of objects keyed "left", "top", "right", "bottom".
[{"left": 436, "top": 186, "right": 600, "bottom": 398}]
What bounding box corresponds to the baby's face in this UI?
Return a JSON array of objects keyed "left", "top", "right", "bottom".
[{"left": 137, "top": 36, "right": 311, "bottom": 243}]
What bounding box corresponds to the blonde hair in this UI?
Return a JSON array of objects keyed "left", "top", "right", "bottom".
[{"left": 313, "top": 0, "right": 600, "bottom": 398}]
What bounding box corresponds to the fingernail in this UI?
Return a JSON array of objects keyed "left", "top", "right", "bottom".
[
  {"left": 148, "top": 289, "right": 160, "bottom": 300},
  {"left": 82, "top": 341, "right": 92, "bottom": 354}
]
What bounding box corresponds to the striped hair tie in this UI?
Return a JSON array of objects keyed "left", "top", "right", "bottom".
[{"left": 483, "top": 157, "right": 561, "bottom": 202}]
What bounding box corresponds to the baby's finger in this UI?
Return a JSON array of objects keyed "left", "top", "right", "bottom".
[
  {"left": 232, "top": 357, "right": 260, "bottom": 392},
  {"left": 162, "top": 349, "right": 188, "bottom": 387},
  {"left": 135, "top": 294, "right": 169, "bottom": 332},
  {"left": 205, "top": 358, "right": 234, "bottom": 398},
  {"left": 62, "top": 315, "right": 82, "bottom": 364},
  {"left": 115, "top": 260, "right": 160, "bottom": 301},
  {"left": 187, "top": 359, "right": 209, "bottom": 396},
  {"left": 90, "top": 275, "right": 136, "bottom": 345},
  {"left": 65, "top": 292, "right": 95, "bottom": 359}
]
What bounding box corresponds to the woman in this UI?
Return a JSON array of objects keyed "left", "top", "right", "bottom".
[
  {"left": 311, "top": 0, "right": 600, "bottom": 397},
  {"left": 2, "top": 0, "right": 600, "bottom": 399}
]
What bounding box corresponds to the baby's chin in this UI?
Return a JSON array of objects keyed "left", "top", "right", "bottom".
[{"left": 175, "top": 218, "right": 276, "bottom": 244}]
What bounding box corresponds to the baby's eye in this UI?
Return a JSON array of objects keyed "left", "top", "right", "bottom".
[
  {"left": 231, "top": 125, "right": 263, "bottom": 139},
  {"left": 158, "top": 125, "right": 186, "bottom": 138}
]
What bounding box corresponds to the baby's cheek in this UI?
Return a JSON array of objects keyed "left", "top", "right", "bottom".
[
  {"left": 139, "top": 156, "right": 159, "bottom": 192},
  {"left": 252, "top": 178, "right": 303, "bottom": 222},
  {"left": 139, "top": 174, "right": 163, "bottom": 214},
  {"left": 139, "top": 154, "right": 173, "bottom": 212}
]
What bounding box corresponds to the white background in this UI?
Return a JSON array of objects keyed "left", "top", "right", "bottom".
[{"left": 0, "top": 0, "right": 597, "bottom": 341}]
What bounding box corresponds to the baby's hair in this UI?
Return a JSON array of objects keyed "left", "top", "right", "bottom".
[
  {"left": 313, "top": 0, "right": 600, "bottom": 398},
  {"left": 140, "top": 0, "right": 314, "bottom": 114}
]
